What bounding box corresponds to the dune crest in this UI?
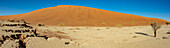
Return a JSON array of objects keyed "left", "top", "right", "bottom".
[{"left": 0, "top": 5, "right": 168, "bottom": 26}]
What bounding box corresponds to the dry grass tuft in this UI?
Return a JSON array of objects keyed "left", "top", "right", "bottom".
[
  {"left": 97, "top": 29, "right": 100, "bottom": 30},
  {"left": 75, "top": 28, "right": 81, "bottom": 30},
  {"left": 106, "top": 27, "right": 110, "bottom": 29},
  {"left": 132, "top": 36, "right": 137, "bottom": 38}
]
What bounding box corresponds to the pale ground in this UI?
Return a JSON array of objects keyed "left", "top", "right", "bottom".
[
  {"left": 0, "top": 20, "right": 170, "bottom": 48},
  {"left": 24, "top": 25, "right": 170, "bottom": 48}
]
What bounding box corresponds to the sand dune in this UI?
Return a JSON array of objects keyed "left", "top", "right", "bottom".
[{"left": 0, "top": 5, "right": 168, "bottom": 26}]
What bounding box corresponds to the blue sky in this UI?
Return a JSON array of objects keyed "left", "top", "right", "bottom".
[{"left": 0, "top": 0, "right": 170, "bottom": 21}]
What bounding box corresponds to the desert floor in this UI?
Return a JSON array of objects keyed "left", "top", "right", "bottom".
[
  {"left": 27, "top": 25, "right": 170, "bottom": 48},
  {"left": 0, "top": 20, "right": 170, "bottom": 48}
]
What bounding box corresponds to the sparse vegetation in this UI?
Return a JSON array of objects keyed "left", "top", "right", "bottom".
[
  {"left": 162, "top": 37, "right": 168, "bottom": 39},
  {"left": 65, "top": 41, "right": 70, "bottom": 45},
  {"left": 132, "top": 36, "right": 137, "bottom": 38},
  {"left": 166, "top": 32, "right": 170, "bottom": 34},
  {"left": 151, "top": 22, "right": 161, "bottom": 37},
  {"left": 86, "top": 27, "right": 89, "bottom": 29},
  {"left": 94, "top": 24, "right": 98, "bottom": 26},
  {"left": 37, "top": 24, "right": 45, "bottom": 26},
  {"left": 102, "top": 22, "right": 106, "bottom": 24},
  {"left": 97, "top": 29, "right": 100, "bottom": 30},
  {"left": 73, "top": 31, "right": 76, "bottom": 32},
  {"left": 129, "top": 21, "right": 134, "bottom": 25},
  {"left": 58, "top": 23, "right": 65, "bottom": 26},
  {"left": 75, "top": 28, "right": 81, "bottom": 30},
  {"left": 129, "top": 33, "right": 132, "bottom": 34},
  {"left": 21, "top": 19, "right": 27, "bottom": 23},
  {"left": 166, "top": 22, "right": 170, "bottom": 25},
  {"left": 106, "top": 27, "right": 110, "bottom": 29},
  {"left": 115, "top": 24, "right": 123, "bottom": 26},
  {"left": 7, "top": 20, "right": 15, "bottom": 22},
  {"left": 62, "top": 29, "right": 65, "bottom": 31}
]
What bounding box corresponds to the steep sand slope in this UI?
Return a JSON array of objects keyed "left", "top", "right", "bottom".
[{"left": 0, "top": 5, "right": 168, "bottom": 26}]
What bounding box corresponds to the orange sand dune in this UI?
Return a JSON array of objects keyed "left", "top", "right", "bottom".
[{"left": 0, "top": 5, "right": 168, "bottom": 26}]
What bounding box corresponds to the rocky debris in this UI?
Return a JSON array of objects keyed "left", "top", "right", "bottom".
[
  {"left": 0, "top": 39, "right": 20, "bottom": 48},
  {"left": 7, "top": 20, "right": 26, "bottom": 23},
  {"left": 0, "top": 20, "right": 32, "bottom": 28},
  {"left": 23, "top": 37, "right": 78, "bottom": 48},
  {"left": 37, "top": 31, "right": 71, "bottom": 40},
  {"left": 0, "top": 20, "right": 73, "bottom": 48},
  {"left": 0, "top": 20, "right": 37, "bottom": 48},
  {"left": 0, "top": 20, "right": 83, "bottom": 48}
]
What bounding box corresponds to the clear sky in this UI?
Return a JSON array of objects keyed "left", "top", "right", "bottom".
[{"left": 0, "top": 0, "right": 170, "bottom": 21}]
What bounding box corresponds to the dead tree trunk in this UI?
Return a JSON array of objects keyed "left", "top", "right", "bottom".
[{"left": 154, "top": 30, "right": 156, "bottom": 37}]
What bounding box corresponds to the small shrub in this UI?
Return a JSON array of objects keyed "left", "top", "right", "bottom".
[
  {"left": 97, "top": 29, "right": 100, "bottom": 30},
  {"left": 21, "top": 19, "right": 26, "bottom": 23},
  {"left": 7, "top": 20, "right": 14, "bottom": 22},
  {"left": 73, "top": 31, "right": 76, "bottom": 32},
  {"left": 166, "top": 22, "right": 170, "bottom": 25},
  {"left": 130, "top": 21, "right": 134, "bottom": 25},
  {"left": 65, "top": 41, "right": 70, "bottom": 45},
  {"left": 102, "top": 22, "right": 106, "bottom": 24},
  {"left": 86, "top": 27, "right": 89, "bottom": 29},
  {"left": 7, "top": 20, "right": 10, "bottom": 22},
  {"left": 106, "top": 27, "right": 109, "bottom": 29},
  {"left": 58, "top": 23, "right": 65, "bottom": 26},
  {"left": 166, "top": 32, "right": 170, "bottom": 34},
  {"left": 94, "top": 24, "right": 98, "bottom": 26},
  {"left": 37, "top": 24, "right": 45, "bottom": 26},
  {"left": 162, "top": 37, "right": 168, "bottom": 39},
  {"left": 115, "top": 24, "right": 123, "bottom": 26},
  {"left": 75, "top": 28, "right": 81, "bottom": 30},
  {"left": 129, "top": 33, "right": 132, "bottom": 34},
  {"left": 132, "top": 36, "right": 137, "bottom": 38}
]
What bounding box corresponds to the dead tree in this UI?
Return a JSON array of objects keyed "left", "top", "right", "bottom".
[{"left": 151, "top": 22, "right": 161, "bottom": 37}]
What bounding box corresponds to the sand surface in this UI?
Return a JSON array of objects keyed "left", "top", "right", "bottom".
[
  {"left": 23, "top": 25, "right": 170, "bottom": 48},
  {"left": 0, "top": 20, "right": 170, "bottom": 48}
]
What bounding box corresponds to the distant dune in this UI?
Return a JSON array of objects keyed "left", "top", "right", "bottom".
[{"left": 0, "top": 5, "right": 168, "bottom": 26}]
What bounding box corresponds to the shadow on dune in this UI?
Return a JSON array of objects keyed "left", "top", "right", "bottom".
[{"left": 135, "top": 32, "right": 153, "bottom": 37}]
